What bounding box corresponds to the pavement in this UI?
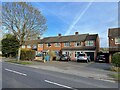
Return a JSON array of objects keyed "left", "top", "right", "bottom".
[{"left": 2, "top": 61, "right": 119, "bottom": 89}]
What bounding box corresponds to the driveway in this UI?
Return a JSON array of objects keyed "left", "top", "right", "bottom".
[
  {"left": 86, "top": 62, "right": 112, "bottom": 70},
  {"left": 24, "top": 60, "right": 117, "bottom": 82}
]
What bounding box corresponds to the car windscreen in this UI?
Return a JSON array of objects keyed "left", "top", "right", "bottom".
[
  {"left": 78, "top": 54, "right": 85, "bottom": 56},
  {"left": 36, "top": 54, "right": 43, "bottom": 57}
]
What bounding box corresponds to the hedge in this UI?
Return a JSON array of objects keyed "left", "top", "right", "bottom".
[
  {"left": 111, "top": 52, "right": 120, "bottom": 67},
  {"left": 20, "top": 49, "right": 35, "bottom": 60}
]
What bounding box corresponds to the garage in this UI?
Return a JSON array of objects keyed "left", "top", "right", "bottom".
[{"left": 85, "top": 52, "right": 94, "bottom": 61}]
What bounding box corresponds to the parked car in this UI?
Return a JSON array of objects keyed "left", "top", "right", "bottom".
[
  {"left": 35, "top": 53, "right": 44, "bottom": 61},
  {"left": 77, "top": 53, "right": 90, "bottom": 63},
  {"left": 59, "top": 54, "right": 71, "bottom": 61},
  {"left": 96, "top": 55, "right": 106, "bottom": 62}
]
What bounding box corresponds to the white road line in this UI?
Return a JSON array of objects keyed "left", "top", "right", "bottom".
[
  {"left": 5, "top": 68, "right": 27, "bottom": 76},
  {"left": 44, "top": 80, "right": 77, "bottom": 90},
  {"left": 98, "top": 78, "right": 116, "bottom": 83}
]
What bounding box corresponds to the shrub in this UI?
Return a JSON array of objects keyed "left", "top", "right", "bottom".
[
  {"left": 111, "top": 52, "right": 120, "bottom": 67},
  {"left": 20, "top": 49, "right": 35, "bottom": 61}
]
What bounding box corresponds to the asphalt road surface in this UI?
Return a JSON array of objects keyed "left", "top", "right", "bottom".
[{"left": 2, "top": 62, "right": 119, "bottom": 89}]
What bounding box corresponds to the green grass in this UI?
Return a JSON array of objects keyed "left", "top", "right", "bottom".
[
  {"left": 5, "top": 60, "right": 33, "bottom": 65},
  {"left": 109, "top": 74, "right": 120, "bottom": 82}
]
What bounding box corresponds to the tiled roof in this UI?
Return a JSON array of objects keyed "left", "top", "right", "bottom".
[
  {"left": 24, "top": 39, "right": 40, "bottom": 45},
  {"left": 39, "top": 34, "right": 98, "bottom": 43},
  {"left": 108, "top": 28, "right": 120, "bottom": 37},
  {"left": 86, "top": 34, "right": 98, "bottom": 40}
]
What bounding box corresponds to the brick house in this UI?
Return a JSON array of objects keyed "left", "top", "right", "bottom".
[
  {"left": 21, "top": 39, "right": 40, "bottom": 55},
  {"left": 108, "top": 28, "right": 120, "bottom": 63},
  {"left": 38, "top": 32, "right": 100, "bottom": 61}
]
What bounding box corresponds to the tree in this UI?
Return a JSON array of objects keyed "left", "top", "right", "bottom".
[
  {"left": 2, "top": 34, "right": 19, "bottom": 57},
  {"left": 2, "top": 2, "right": 47, "bottom": 61}
]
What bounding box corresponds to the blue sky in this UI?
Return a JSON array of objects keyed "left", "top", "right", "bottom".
[{"left": 32, "top": 2, "right": 118, "bottom": 48}]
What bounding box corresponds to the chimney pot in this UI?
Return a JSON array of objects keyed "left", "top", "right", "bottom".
[
  {"left": 38, "top": 37, "right": 40, "bottom": 39},
  {"left": 75, "top": 32, "right": 79, "bottom": 35},
  {"left": 58, "top": 34, "right": 61, "bottom": 36}
]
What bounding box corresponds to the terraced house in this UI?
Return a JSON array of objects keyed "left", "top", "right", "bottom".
[
  {"left": 38, "top": 32, "right": 100, "bottom": 61},
  {"left": 108, "top": 28, "right": 120, "bottom": 63}
]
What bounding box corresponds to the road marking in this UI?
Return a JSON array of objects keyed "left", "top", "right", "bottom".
[
  {"left": 5, "top": 68, "right": 27, "bottom": 76},
  {"left": 98, "top": 78, "right": 116, "bottom": 83},
  {"left": 44, "top": 80, "right": 77, "bottom": 90}
]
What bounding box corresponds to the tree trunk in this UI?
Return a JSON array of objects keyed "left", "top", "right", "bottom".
[{"left": 17, "top": 46, "right": 21, "bottom": 62}]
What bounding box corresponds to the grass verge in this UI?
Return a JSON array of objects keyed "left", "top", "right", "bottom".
[
  {"left": 108, "top": 73, "right": 120, "bottom": 82},
  {"left": 5, "top": 60, "right": 33, "bottom": 65}
]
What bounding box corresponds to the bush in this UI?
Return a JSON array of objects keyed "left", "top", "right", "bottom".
[
  {"left": 111, "top": 52, "right": 120, "bottom": 67},
  {"left": 20, "top": 49, "right": 35, "bottom": 61}
]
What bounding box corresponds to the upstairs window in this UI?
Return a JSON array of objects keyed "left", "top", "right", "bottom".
[
  {"left": 115, "top": 37, "right": 120, "bottom": 44},
  {"left": 22, "top": 45, "right": 25, "bottom": 48},
  {"left": 64, "top": 42, "right": 70, "bottom": 47},
  {"left": 54, "top": 43, "right": 61, "bottom": 47},
  {"left": 38, "top": 44, "right": 43, "bottom": 47},
  {"left": 74, "top": 42, "right": 81, "bottom": 47},
  {"left": 47, "top": 43, "right": 51, "bottom": 47},
  {"left": 85, "top": 41, "right": 94, "bottom": 46}
]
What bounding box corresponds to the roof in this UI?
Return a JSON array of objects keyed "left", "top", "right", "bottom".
[
  {"left": 24, "top": 39, "right": 40, "bottom": 45},
  {"left": 61, "top": 46, "right": 96, "bottom": 51},
  {"left": 39, "top": 34, "right": 98, "bottom": 44},
  {"left": 86, "top": 34, "right": 98, "bottom": 41},
  {"left": 108, "top": 28, "right": 120, "bottom": 37}
]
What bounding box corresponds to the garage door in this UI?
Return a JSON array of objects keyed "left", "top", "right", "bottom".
[{"left": 85, "top": 52, "right": 94, "bottom": 61}]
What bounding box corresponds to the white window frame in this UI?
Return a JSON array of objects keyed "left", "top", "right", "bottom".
[
  {"left": 54, "top": 43, "right": 61, "bottom": 47},
  {"left": 115, "top": 37, "right": 120, "bottom": 44},
  {"left": 38, "top": 44, "right": 43, "bottom": 47},
  {"left": 74, "top": 42, "right": 81, "bottom": 47},
  {"left": 47, "top": 43, "right": 51, "bottom": 47},
  {"left": 22, "top": 45, "right": 25, "bottom": 48},
  {"left": 64, "top": 42, "right": 70, "bottom": 47},
  {"left": 85, "top": 41, "right": 94, "bottom": 46}
]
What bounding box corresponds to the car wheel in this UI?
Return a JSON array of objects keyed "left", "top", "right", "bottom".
[
  {"left": 86, "top": 60, "right": 88, "bottom": 63},
  {"left": 67, "top": 59, "right": 69, "bottom": 61}
]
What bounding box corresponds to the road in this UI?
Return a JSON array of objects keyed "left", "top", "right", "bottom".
[{"left": 2, "top": 62, "right": 119, "bottom": 89}]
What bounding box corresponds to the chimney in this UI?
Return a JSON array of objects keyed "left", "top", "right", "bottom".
[
  {"left": 58, "top": 33, "right": 61, "bottom": 36},
  {"left": 75, "top": 32, "right": 79, "bottom": 35},
  {"left": 37, "top": 37, "right": 40, "bottom": 39}
]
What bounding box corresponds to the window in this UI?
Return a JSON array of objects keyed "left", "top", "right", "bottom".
[
  {"left": 85, "top": 41, "right": 94, "bottom": 46},
  {"left": 54, "top": 43, "right": 61, "bottom": 47},
  {"left": 74, "top": 42, "right": 81, "bottom": 47},
  {"left": 65, "top": 52, "right": 69, "bottom": 56},
  {"left": 64, "top": 42, "right": 70, "bottom": 47},
  {"left": 115, "top": 37, "right": 120, "bottom": 44},
  {"left": 38, "top": 44, "right": 43, "bottom": 47},
  {"left": 27, "top": 45, "right": 31, "bottom": 48},
  {"left": 47, "top": 43, "right": 51, "bottom": 47},
  {"left": 22, "top": 45, "right": 25, "bottom": 48}
]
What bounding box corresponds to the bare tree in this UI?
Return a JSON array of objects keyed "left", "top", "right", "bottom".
[{"left": 2, "top": 2, "right": 47, "bottom": 61}]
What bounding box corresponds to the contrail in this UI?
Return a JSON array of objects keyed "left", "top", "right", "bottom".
[{"left": 65, "top": 0, "right": 94, "bottom": 35}]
